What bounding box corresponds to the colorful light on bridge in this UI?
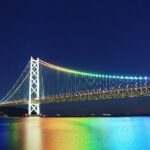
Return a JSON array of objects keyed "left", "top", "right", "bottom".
[{"left": 39, "top": 60, "right": 149, "bottom": 80}]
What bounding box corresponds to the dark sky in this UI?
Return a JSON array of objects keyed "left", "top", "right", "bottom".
[{"left": 0, "top": 0, "right": 150, "bottom": 105}]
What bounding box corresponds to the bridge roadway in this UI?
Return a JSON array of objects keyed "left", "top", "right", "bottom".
[{"left": 0, "top": 85, "right": 150, "bottom": 107}]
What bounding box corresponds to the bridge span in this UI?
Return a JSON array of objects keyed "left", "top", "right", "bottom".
[{"left": 0, "top": 57, "right": 149, "bottom": 115}]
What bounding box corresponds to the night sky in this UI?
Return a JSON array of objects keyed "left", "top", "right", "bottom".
[{"left": 0, "top": 0, "right": 150, "bottom": 115}]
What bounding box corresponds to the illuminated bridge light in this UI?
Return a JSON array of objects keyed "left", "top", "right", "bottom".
[
  {"left": 93, "top": 74, "right": 96, "bottom": 77},
  {"left": 98, "top": 75, "right": 101, "bottom": 77},
  {"left": 144, "top": 76, "right": 148, "bottom": 80},
  {"left": 129, "top": 76, "right": 134, "bottom": 80},
  {"left": 87, "top": 73, "right": 92, "bottom": 76},
  {"left": 139, "top": 76, "right": 142, "bottom": 80},
  {"left": 116, "top": 76, "right": 119, "bottom": 79},
  {"left": 108, "top": 75, "right": 112, "bottom": 78},
  {"left": 90, "top": 74, "right": 94, "bottom": 77},
  {"left": 95, "top": 74, "right": 99, "bottom": 77},
  {"left": 124, "top": 76, "right": 128, "bottom": 79},
  {"left": 134, "top": 76, "right": 137, "bottom": 80},
  {"left": 112, "top": 75, "right": 116, "bottom": 78},
  {"left": 2, "top": 57, "right": 150, "bottom": 113},
  {"left": 39, "top": 60, "right": 148, "bottom": 81},
  {"left": 124, "top": 76, "right": 129, "bottom": 79},
  {"left": 101, "top": 75, "right": 105, "bottom": 78},
  {"left": 89, "top": 73, "right": 93, "bottom": 77},
  {"left": 120, "top": 76, "right": 124, "bottom": 79}
]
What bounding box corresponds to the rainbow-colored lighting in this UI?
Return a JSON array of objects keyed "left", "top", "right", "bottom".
[{"left": 40, "top": 60, "right": 149, "bottom": 80}]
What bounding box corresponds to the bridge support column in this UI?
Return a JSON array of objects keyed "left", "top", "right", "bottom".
[{"left": 28, "top": 57, "right": 40, "bottom": 115}]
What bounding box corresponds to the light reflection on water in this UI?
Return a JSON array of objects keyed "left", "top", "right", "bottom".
[{"left": 0, "top": 117, "right": 150, "bottom": 150}]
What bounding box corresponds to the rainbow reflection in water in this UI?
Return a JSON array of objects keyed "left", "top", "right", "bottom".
[{"left": 0, "top": 117, "right": 150, "bottom": 150}]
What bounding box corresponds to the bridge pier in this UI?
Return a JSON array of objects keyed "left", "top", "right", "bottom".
[{"left": 28, "top": 57, "right": 40, "bottom": 115}]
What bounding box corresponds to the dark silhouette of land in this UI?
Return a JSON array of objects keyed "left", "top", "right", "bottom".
[
  {"left": 0, "top": 97, "right": 150, "bottom": 117},
  {"left": 0, "top": 107, "right": 27, "bottom": 117}
]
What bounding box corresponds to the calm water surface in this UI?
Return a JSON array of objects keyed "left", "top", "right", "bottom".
[{"left": 0, "top": 117, "right": 150, "bottom": 150}]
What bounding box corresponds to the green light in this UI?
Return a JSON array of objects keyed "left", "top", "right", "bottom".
[
  {"left": 101, "top": 75, "right": 105, "bottom": 78},
  {"left": 41, "top": 60, "right": 149, "bottom": 81},
  {"left": 98, "top": 75, "right": 102, "bottom": 77}
]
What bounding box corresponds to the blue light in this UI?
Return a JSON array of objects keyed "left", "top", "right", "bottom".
[
  {"left": 109, "top": 75, "right": 112, "bottom": 78},
  {"left": 125, "top": 76, "right": 130, "bottom": 80},
  {"left": 129, "top": 76, "right": 134, "bottom": 80},
  {"left": 120, "top": 76, "right": 124, "bottom": 79},
  {"left": 113, "top": 76, "right": 116, "bottom": 78},
  {"left": 144, "top": 76, "right": 148, "bottom": 80},
  {"left": 134, "top": 76, "right": 137, "bottom": 80}
]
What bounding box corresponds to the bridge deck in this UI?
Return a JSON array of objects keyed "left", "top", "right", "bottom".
[{"left": 0, "top": 86, "right": 150, "bottom": 107}]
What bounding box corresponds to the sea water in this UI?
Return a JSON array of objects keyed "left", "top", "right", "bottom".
[{"left": 0, "top": 117, "right": 150, "bottom": 150}]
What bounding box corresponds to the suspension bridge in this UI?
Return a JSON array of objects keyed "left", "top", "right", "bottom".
[{"left": 0, "top": 57, "right": 150, "bottom": 115}]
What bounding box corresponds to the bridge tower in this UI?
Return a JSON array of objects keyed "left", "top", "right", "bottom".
[{"left": 28, "top": 57, "right": 40, "bottom": 115}]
